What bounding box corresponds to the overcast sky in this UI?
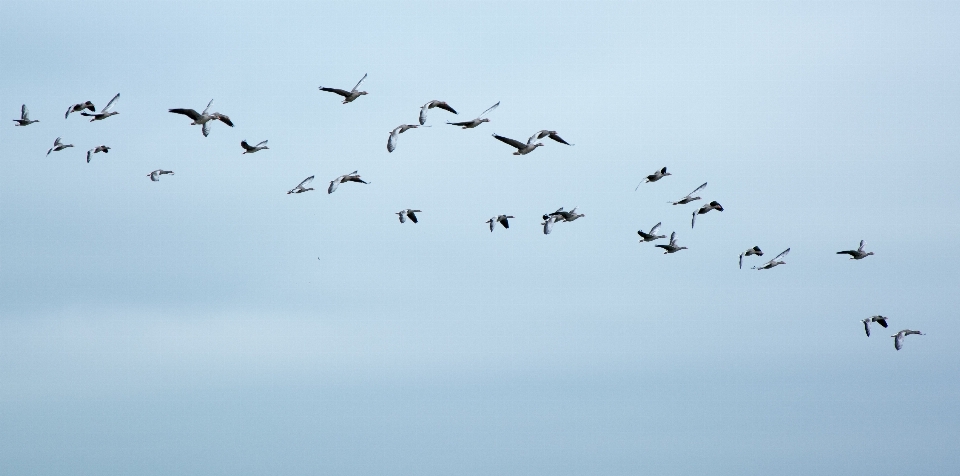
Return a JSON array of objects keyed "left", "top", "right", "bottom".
[{"left": 2, "top": 1, "right": 959, "bottom": 475}]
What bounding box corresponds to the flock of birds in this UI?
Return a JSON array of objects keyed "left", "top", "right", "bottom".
[{"left": 11, "top": 73, "right": 924, "bottom": 351}]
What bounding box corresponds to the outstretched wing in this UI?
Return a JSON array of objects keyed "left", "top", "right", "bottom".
[
  {"left": 547, "top": 132, "right": 571, "bottom": 145},
  {"left": 21, "top": 104, "right": 29, "bottom": 120},
  {"left": 319, "top": 87, "right": 351, "bottom": 98},
  {"left": 689, "top": 182, "right": 707, "bottom": 196},
  {"left": 102, "top": 93, "right": 120, "bottom": 113},
  {"left": 493, "top": 134, "right": 527, "bottom": 150},
  {"left": 298, "top": 176, "right": 315, "bottom": 188},
  {"left": 774, "top": 248, "right": 791, "bottom": 261},
  {"left": 477, "top": 101, "right": 500, "bottom": 119},
  {"left": 419, "top": 103, "right": 430, "bottom": 125},
  {"left": 169, "top": 108, "right": 202, "bottom": 121},
  {"left": 201, "top": 121, "right": 211, "bottom": 137},
  {"left": 739, "top": 253, "right": 744, "bottom": 269},
  {"left": 328, "top": 178, "right": 340, "bottom": 194},
  {"left": 863, "top": 320, "right": 871, "bottom": 337},
  {"left": 650, "top": 222, "right": 662, "bottom": 235},
  {"left": 387, "top": 130, "right": 398, "bottom": 152},
  {"left": 447, "top": 120, "right": 473, "bottom": 126},
  {"left": 858, "top": 240, "right": 865, "bottom": 252},
  {"left": 352, "top": 73, "right": 368, "bottom": 92},
  {"left": 241, "top": 141, "right": 254, "bottom": 151},
  {"left": 215, "top": 114, "right": 234, "bottom": 127}
]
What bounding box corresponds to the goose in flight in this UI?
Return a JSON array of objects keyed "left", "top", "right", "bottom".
[
  {"left": 387, "top": 124, "right": 425, "bottom": 153},
  {"left": 147, "top": 169, "right": 174, "bottom": 181},
  {"left": 241, "top": 140, "right": 268, "bottom": 154},
  {"left": 287, "top": 175, "right": 315, "bottom": 194},
  {"left": 892, "top": 329, "right": 923, "bottom": 351},
  {"left": 635, "top": 167, "right": 671, "bottom": 190},
  {"left": 486, "top": 215, "right": 515, "bottom": 232},
  {"left": 85, "top": 145, "right": 110, "bottom": 163},
  {"left": 861, "top": 315, "right": 889, "bottom": 337},
  {"left": 397, "top": 209, "right": 421, "bottom": 224},
  {"left": 80, "top": 93, "right": 119, "bottom": 121},
  {"left": 753, "top": 248, "right": 790, "bottom": 270},
  {"left": 448, "top": 101, "right": 499, "bottom": 129},
  {"left": 670, "top": 182, "right": 707, "bottom": 205},
  {"left": 46, "top": 137, "right": 73, "bottom": 155},
  {"left": 530, "top": 130, "right": 573, "bottom": 146},
  {"left": 328, "top": 171, "right": 368, "bottom": 194},
  {"left": 542, "top": 207, "right": 584, "bottom": 223},
  {"left": 655, "top": 232, "right": 687, "bottom": 254},
  {"left": 169, "top": 99, "right": 234, "bottom": 137},
  {"left": 319, "top": 73, "right": 369, "bottom": 104},
  {"left": 419, "top": 100, "right": 457, "bottom": 125},
  {"left": 691, "top": 201, "right": 724, "bottom": 228},
  {"left": 837, "top": 240, "right": 874, "bottom": 260},
  {"left": 638, "top": 222, "right": 666, "bottom": 242},
  {"left": 739, "top": 246, "right": 763, "bottom": 269},
  {"left": 65, "top": 101, "right": 95, "bottom": 119},
  {"left": 492, "top": 133, "right": 544, "bottom": 155},
  {"left": 13, "top": 105, "right": 39, "bottom": 126}
]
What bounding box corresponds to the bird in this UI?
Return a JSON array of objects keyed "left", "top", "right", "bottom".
[
  {"left": 555, "top": 207, "right": 584, "bottom": 222},
  {"left": 492, "top": 133, "right": 544, "bottom": 155},
  {"left": 147, "top": 169, "right": 174, "bottom": 181},
  {"left": 287, "top": 176, "right": 315, "bottom": 194},
  {"left": 892, "top": 329, "right": 924, "bottom": 350},
  {"left": 637, "top": 222, "right": 666, "bottom": 242},
  {"left": 80, "top": 93, "right": 119, "bottom": 121},
  {"left": 753, "top": 248, "right": 790, "bottom": 270},
  {"left": 486, "top": 215, "right": 515, "bottom": 232},
  {"left": 541, "top": 214, "right": 562, "bottom": 235},
  {"left": 46, "top": 137, "right": 73, "bottom": 155},
  {"left": 448, "top": 101, "right": 499, "bottom": 129},
  {"left": 397, "top": 209, "right": 421, "bottom": 224},
  {"left": 65, "top": 101, "right": 95, "bottom": 119},
  {"left": 319, "top": 73, "right": 369, "bottom": 104},
  {"left": 739, "top": 246, "right": 763, "bottom": 269},
  {"left": 837, "top": 240, "right": 874, "bottom": 260},
  {"left": 529, "top": 130, "right": 573, "bottom": 146},
  {"left": 635, "top": 167, "right": 671, "bottom": 190},
  {"left": 169, "top": 100, "right": 234, "bottom": 137},
  {"left": 691, "top": 201, "right": 724, "bottom": 228},
  {"left": 861, "top": 315, "right": 889, "bottom": 337},
  {"left": 241, "top": 140, "right": 269, "bottom": 154},
  {"left": 419, "top": 100, "right": 457, "bottom": 125},
  {"left": 328, "top": 171, "right": 368, "bottom": 194},
  {"left": 655, "top": 232, "right": 687, "bottom": 254},
  {"left": 85, "top": 145, "right": 110, "bottom": 163},
  {"left": 670, "top": 182, "right": 707, "bottom": 205},
  {"left": 387, "top": 124, "right": 425, "bottom": 153},
  {"left": 13, "top": 104, "right": 39, "bottom": 126}
]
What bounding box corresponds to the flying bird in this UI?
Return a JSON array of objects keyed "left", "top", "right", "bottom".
[
  {"left": 419, "top": 100, "right": 457, "bottom": 125},
  {"left": 85, "top": 145, "right": 110, "bottom": 163},
  {"left": 241, "top": 140, "right": 269, "bottom": 154},
  {"left": 169, "top": 99, "right": 234, "bottom": 137},
  {"left": 65, "top": 101, "right": 95, "bottom": 119},
  {"left": 287, "top": 175, "right": 315, "bottom": 194},
  {"left": 891, "top": 329, "right": 924, "bottom": 351},
  {"left": 635, "top": 167, "right": 671, "bottom": 190},
  {"left": 837, "top": 240, "right": 874, "bottom": 260},
  {"left": 13, "top": 105, "right": 39, "bottom": 126},
  {"left": 529, "top": 130, "right": 573, "bottom": 146},
  {"left": 492, "top": 133, "right": 544, "bottom": 155},
  {"left": 753, "top": 248, "right": 790, "bottom": 270},
  {"left": 691, "top": 201, "right": 724, "bottom": 228},
  {"left": 670, "top": 182, "right": 707, "bottom": 205},
  {"left": 80, "top": 93, "right": 119, "bottom": 121},
  {"left": 638, "top": 222, "right": 666, "bottom": 242},
  {"left": 147, "top": 169, "right": 174, "bottom": 181},
  {"left": 46, "top": 137, "right": 73, "bottom": 155},
  {"left": 387, "top": 124, "right": 425, "bottom": 153},
  {"left": 861, "top": 315, "right": 889, "bottom": 337},
  {"left": 485, "top": 215, "right": 515, "bottom": 232},
  {"left": 328, "top": 171, "right": 368, "bottom": 194},
  {"left": 397, "top": 209, "right": 421, "bottom": 224},
  {"left": 655, "top": 232, "right": 687, "bottom": 254},
  {"left": 319, "top": 73, "right": 369, "bottom": 104},
  {"left": 448, "top": 101, "right": 499, "bottom": 129},
  {"left": 739, "top": 246, "right": 763, "bottom": 269}
]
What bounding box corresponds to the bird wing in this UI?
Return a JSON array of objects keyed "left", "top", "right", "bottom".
[
  {"left": 201, "top": 121, "right": 211, "bottom": 137},
  {"left": 407, "top": 210, "right": 418, "bottom": 223},
  {"left": 669, "top": 232, "right": 676, "bottom": 244},
  {"left": 739, "top": 253, "right": 744, "bottom": 269},
  {"left": 87, "top": 149, "right": 93, "bottom": 163},
  {"left": 254, "top": 140, "right": 267, "bottom": 148},
  {"left": 650, "top": 222, "right": 662, "bottom": 235},
  {"left": 689, "top": 182, "right": 707, "bottom": 196},
  {"left": 241, "top": 141, "right": 254, "bottom": 151},
  {"left": 691, "top": 211, "right": 697, "bottom": 228},
  {"left": 169, "top": 108, "right": 202, "bottom": 121},
  {"left": 419, "top": 103, "right": 430, "bottom": 125},
  {"left": 543, "top": 217, "right": 555, "bottom": 234},
  {"left": 894, "top": 333, "right": 903, "bottom": 350},
  {"left": 477, "top": 101, "right": 499, "bottom": 119},
  {"left": 102, "top": 93, "right": 119, "bottom": 113},
  {"left": 493, "top": 134, "right": 527, "bottom": 150},
  {"left": 54, "top": 137, "right": 62, "bottom": 146},
  {"left": 876, "top": 317, "right": 888, "bottom": 328},
  {"left": 202, "top": 99, "right": 213, "bottom": 115},
  {"left": 436, "top": 102, "right": 457, "bottom": 114},
  {"left": 447, "top": 120, "right": 473, "bottom": 126},
  {"left": 500, "top": 216, "right": 510, "bottom": 229},
  {"left": 215, "top": 114, "right": 234, "bottom": 127},
  {"left": 487, "top": 218, "right": 495, "bottom": 232},
  {"left": 21, "top": 104, "right": 29, "bottom": 120},
  {"left": 837, "top": 251, "right": 857, "bottom": 257},
  {"left": 387, "top": 130, "right": 398, "bottom": 152},
  {"left": 65, "top": 105, "right": 73, "bottom": 119},
  {"left": 858, "top": 240, "right": 865, "bottom": 252},
  {"left": 774, "top": 248, "right": 790, "bottom": 261},
  {"left": 351, "top": 73, "right": 368, "bottom": 92},
  {"left": 328, "top": 178, "right": 340, "bottom": 194},
  {"left": 319, "top": 87, "right": 351, "bottom": 97},
  {"left": 863, "top": 320, "right": 871, "bottom": 337}
]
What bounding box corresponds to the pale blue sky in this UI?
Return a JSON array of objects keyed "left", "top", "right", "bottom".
[{"left": 2, "top": 1, "right": 959, "bottom": 475}]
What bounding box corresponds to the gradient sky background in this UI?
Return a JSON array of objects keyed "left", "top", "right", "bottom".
[{"left": 2, "top": 1, "right": 959, "bottom": 475}]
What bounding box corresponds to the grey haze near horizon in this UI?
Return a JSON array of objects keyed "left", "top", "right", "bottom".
[{"left": 2, "top": 1, "right": 959, "bottom": 475}]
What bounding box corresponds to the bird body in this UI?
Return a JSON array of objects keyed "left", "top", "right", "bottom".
[
  {"left": 691, "top": 201, "right": 724, "bottom": 228},
  {"left": 328, "top": 171, "right": 368, "bottom": 194},
  {"left": 448, "top": 101, "right": 499, "bottom": 129},
  {"left": 638, "top": 222, "right": 666, "bottom": 242},
  {"left": 837, "top": 240, "right": 874, "bottom": 260},
  {"left": 753, "top": 248, "right": 790, "bottom": 270},
  {"left": 397, "top": 209, "right": 421, "bottom": 224},
  {"left": 287, "top": 175, "right": 315, "bottom": 194},
  {"left": 739, "top": 246, "right": 763, "bottom": 269},
  {"left": 46, "top": 137, "right": 73, "bottom": 155},
  {"left": 241, "top": 140, "right": 268, "bottom": 154},
  {"left": 80, "top": 93, "right": 119, "bottom": 121},
  {"left": 13, "top": 105, "right": 39, "bottom": 126},
  {"left": 319, "top": 73, "right": 368, "bottom": 104},
  {"left": 86, "top": 145, "right": 110, "bottom": 163},
  {"left": 147, "top": 169, "right": 174, "bottom": 181},
  {"left": 65, "top": 101, "right": 95, "bottom": 118},
  {"left": 486, "top": 215, "right": 514, "bottom": 232},
  {"left": 169, "top": 99, "right": 234, "bottom": 137},
  {"left": 655, "top": 232, "right": 687, "bottom": 254},
  {"left": 419, "top": 100, "right": 457, "bottom": 125},
  {"left": 861, "top": 315, "right": 889, "bottom": 337},
  {"left": 892, "top": 329, "right": 923, "bottom": 350}
]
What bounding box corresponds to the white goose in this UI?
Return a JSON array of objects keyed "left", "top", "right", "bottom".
[
  {"left": 753, "top": 248, "right": 790, "bottom": 270},
  {"left": 46, "top": 137, "right": 74, "bottom": 155},
  {"left": 448, "top": 101, "right": 499, "bottom": 129},
  {"left": 387, "top": 124, "right": 425, "bottom": 153},
  {"left": 86, "top": 145, "right": 110, "bottom": 163},
  {"left": 287, "top": 176, "right": 315, "bottom": 194},
  {"left": 241, "top": 140, "right": 268, "bottom": 154},
  {"left": 147, "top": 169, "right": 174, "bottom": 181},
  {"left": 13, "top": 105, "right": 39, "bottom": 126},
  {"left": 319, "top": 73, "right": 369, "bottom": 104},
  {"left": 80, "top": 93, "right": 119, "bottom": 121},
  {"left": 419, "top": 100, "right": 457, "bottom": 125},
  {"left": 397, "top": 209, "right": 421, "bottom": 224},
  {"left": 486, "top": 215, "right": 515, "bottom": 232},
  {"left": 670, "top": 182, "right": 707, "bottom": 205},
  {"left": 637, "top": 222, "right": 666, "bottom": 242},
  {"left": 328, "top": 171, "right": 368, "bottom": 194},
  {"left": 169, "top": 100, "right": 235, "bottom": 137}
]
